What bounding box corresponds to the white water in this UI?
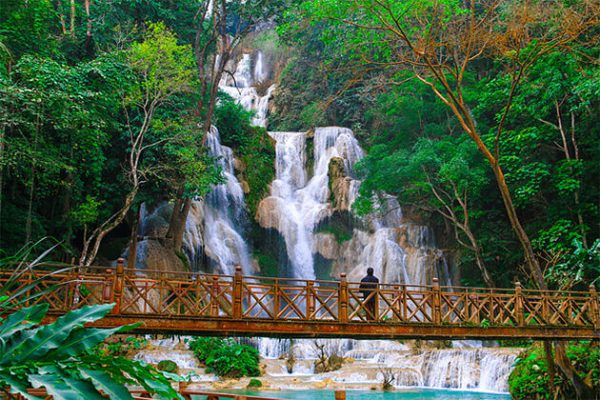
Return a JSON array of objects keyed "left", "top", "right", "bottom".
[
  {"left": 134, "top": 51, "right": 518, "bottom": 393},
  {"left": 200, "top": 126, "right": 253, "bottom": 274},
  {"left": 219, "top": 50, "right": 275, "bottom": 128}
]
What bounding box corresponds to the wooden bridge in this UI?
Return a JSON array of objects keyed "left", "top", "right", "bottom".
[{"left": 3, "top": 259, "right": 598, "bottom": 340}]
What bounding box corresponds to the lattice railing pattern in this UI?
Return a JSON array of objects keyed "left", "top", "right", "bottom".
[{"left": 1, "top": 261, "right": 598, "bottom": 331}]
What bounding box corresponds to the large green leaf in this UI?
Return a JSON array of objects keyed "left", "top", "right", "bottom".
[
  {"left": 111, "top": 357, "right": 183, "bottom": 400},
  {"left": 61, "top": 376, "right": 106, "bottom": 400},
  {"left": 46, "top": 323, "right": 139, "bottom": 360},
  {"left": 0, "top": 372, "right": 39, "bottom": 400},
  {"left": 0, "top": 303, "right": 114, "bottom": 364},
  {"left": 80, "top": 368, "right": 133, "bottom": 400},
  {"left": 29, "top": 374, "right": 80, "bottom": 400},
  {"left": 28, "top": 365, "right": 102, "bottom": 400},
  {"left": 0, "top": 304, "right": 48, "bottom": 339}
]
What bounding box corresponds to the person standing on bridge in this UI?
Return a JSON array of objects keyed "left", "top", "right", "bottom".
[{"left": 359, "top": 267, "right": 379, "bottom": 321}]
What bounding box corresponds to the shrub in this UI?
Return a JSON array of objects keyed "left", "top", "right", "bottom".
[
  {"left": 188, "top": 337, "right": 225, "bottom": 362},
  {"left": 247, "top": 378, "right": 263, "bottom": 388},
  {"left": 157, "top": 360, "right": 178, "bottom": 373},
  {"left": 509, "top": 342, "right": 599, "bottom": 399},
  {"left": 188, "top": 337, "right": 260, "bottom": 378}
]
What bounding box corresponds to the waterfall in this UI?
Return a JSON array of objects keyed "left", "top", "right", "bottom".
[
  {"left": 220, "top": 51, "right": 275, "bottom": 128},
  {"left": 254, "top": 51, "right": 268, "bottom": 83},
  {"left": 199, "top": 126, "right": 253, "bottom": 274},
  {"left": 133, "top": 48, "right": 518, "bottom": 394}
]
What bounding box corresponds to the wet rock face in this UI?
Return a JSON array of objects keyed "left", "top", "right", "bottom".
[
  {"left": 132, "top": 239, "right": 187, "bottom": 272},
  {"left": 327, "top": 156, "right": 353, "bottom": 211},
  {"left": 256, "top": 197, "right": 285, "bottom": 230},
  {"left": 313, "top": 233, "right": 339, "bottom": 260}
]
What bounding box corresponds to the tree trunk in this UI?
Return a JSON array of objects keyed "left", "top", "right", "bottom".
[
  {"left": 544, "top": 341, "right": 557, "bottom": 396},
  {"left": 554, "top": 341, "right": 593, "bottom": 399},
  {"left": 166, "top": 196, "right": 192, "bottom": 251},
  {"left": 79, "top": 187, "right": 138, "bottom": 266},
  {"left": 491, "top": 163, "right": 547, "bottom": 290},
  {"left": 69, "top": 0, "right": 75, "bottom": 35},
  {"left": 127, "top": 205, "right": 140, "bottom": 269},
  {"left": 57, "top": 0, "right": 67, "bottom": 35},
  {"left": 0, "top": 126, "right": 4, "bottom": 245},
  {"left": 84, "top": 0, "right": 93, "bottom": 56}
]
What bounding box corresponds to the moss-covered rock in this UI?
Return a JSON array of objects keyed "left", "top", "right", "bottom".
[{"left": 157, "top": 360, "right": 178, "bottom": 373}]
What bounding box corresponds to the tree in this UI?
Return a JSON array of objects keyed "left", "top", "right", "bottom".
[
  {"left": 295, "top": 1, "right": 597, "bottom": 397},
  {"left": 79, "top": 23, "right": 196, "bottom": 266},
  {"left": 300, "top": 0, "right": 597, "bottom": 291},
  {"left": 165, "top": 0, "right": 287, "bottom": 251}
]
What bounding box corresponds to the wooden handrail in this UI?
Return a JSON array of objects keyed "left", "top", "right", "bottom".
[{"left": 1, "top": 265, "right": 598, "bottom": 339}]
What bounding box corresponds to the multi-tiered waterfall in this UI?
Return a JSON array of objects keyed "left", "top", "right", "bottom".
[{"left": 133, "top": 49, "right": 519, "bottom": 394}]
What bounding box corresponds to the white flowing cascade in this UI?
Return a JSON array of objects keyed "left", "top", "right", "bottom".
[
  {"left": 201, "top": 126, "right": 253, "bottom": 274},
  {"left": 219, "top": 50, "right": 275, "bottom": 128},
  {"left": 135, "top": 51, "right": 519, "bottom": 394},
  {"left": 259, "top": 128, "right": 365, "bottom": 279}
]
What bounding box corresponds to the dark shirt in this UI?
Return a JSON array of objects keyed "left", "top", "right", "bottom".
[{"left": 359, "top": 275, "right": 379, "bottom": 297}]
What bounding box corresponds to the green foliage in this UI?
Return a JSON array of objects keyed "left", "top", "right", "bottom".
[
  {"left": 315, "top": 224, "right": 352, "bottom": 244},
  {"left": 157, "top": 360, "right": 178, "bottom": 373},
  {"left": 188, "top": 337, "right": 260, "bottom": 378},
  {"left": 96, "top": 336, "right": 148, "bottom": 357},
  {"left": 214, "top": 94, "right": 276, "bottom": 215},
  {"left": 0, "top": 303, "right": 182, "bottom": 400},
  {"left": 247, "top": 378, "right": 263, "bottom": 388},
  {"left": 509, "top": 342, "right": 600, "bottom": 400},
  {"left": 253, "top": 249, "right": 279, "bottom": 277},
  {"left": 545, "top": 239, "right": 600, "bottom": 289}
]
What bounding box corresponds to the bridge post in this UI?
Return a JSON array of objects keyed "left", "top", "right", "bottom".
[
  {"left": 515, "top": 282, "right": 525, "bottom": 327},
  {"left": 432, "top": 278, "right": 441, "bottom": 324},
  {"left": 211, "top": 276, "right": 219, "bottom": 317},
  {"left": 307, "top": 281, "right": 315, "bottom": 320},
  {"left": 393, "top": 285, "right": 400, "bottom": 321},
  {"left": 112, "top": 258, "right": 125, "bottom": 314},
  {"left": 590, "top": 284, "right": 599, "bottom": 329},
  {"left": 102, "top": 268, "right": 113, "bottom": 305},
  {"left": 233, "top": 266, "right": 243, "bottom": 319},
  {"left": 339, "top": 273, "right": 348, "bottom": 323}
]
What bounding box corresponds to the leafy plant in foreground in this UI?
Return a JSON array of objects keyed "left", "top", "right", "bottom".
[{"left": 0, "top": 303, "right": 182, "bottom": 400}]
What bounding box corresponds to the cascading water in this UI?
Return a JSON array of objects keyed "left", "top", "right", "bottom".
[
  {"left": 198, "top": 126, "right": 253, "bottom": 274},
  {"left": 219, "top": 50, "right": 275, "bottom": 128},
  {"left": 135, "top": 49, "right": 519, "bottom": 394}
]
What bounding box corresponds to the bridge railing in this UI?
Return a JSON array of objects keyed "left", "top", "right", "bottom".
[{"left": 1, "top": 260, "right": 598, "bottom": 330}]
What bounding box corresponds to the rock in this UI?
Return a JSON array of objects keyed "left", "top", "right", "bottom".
[
  {"left": 133, "top": 240, "right": 187, "bottom": 272},
  {"left": 240, "top": 180, "right": 251, "bottom": 194},
  {"left": 314, "top": 233, "right": 339, "bottom": 259},
  {"left": 327, "top": 157, "right": 353, "bottom": 211},
  {"left": 233, "top": 158, "right": 246, "bottom": 173},
  {"left": 255, "top": 196, "right": 284, "bottom": 230}
]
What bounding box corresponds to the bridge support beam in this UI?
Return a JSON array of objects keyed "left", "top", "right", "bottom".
[{"left": 591, "top": 284, "right": 599, "bottom": 330}]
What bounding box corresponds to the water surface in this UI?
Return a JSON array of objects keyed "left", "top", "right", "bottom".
[{"left": 195, "top": 389, "right": 510, "bottom": 399}]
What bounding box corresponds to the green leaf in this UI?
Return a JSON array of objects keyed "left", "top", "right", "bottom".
[
  {"left": 0, "top": 372, "right": 40, "bottom": 400},
  {"left": 47, "top": 323, "right": 139, "bottom": 360},
  {"left": 0, "top": 304, "right": 48, "bottom": 339},
  {"left": 29, "top": 374, "right": 81, "bottom": 400},
  {"left": 62, "top": 377, "right": 105, "bottom": 400},
  {"left": 80, "top": 369, "right": 133, "bottom": 400},
  {"left": 1, "top": 304, "right": 114, "bottom": 364}
]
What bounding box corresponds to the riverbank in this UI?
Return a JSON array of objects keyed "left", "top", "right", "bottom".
[{"left": 132, "top": 336, "right": 520, "bottom": 395}]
